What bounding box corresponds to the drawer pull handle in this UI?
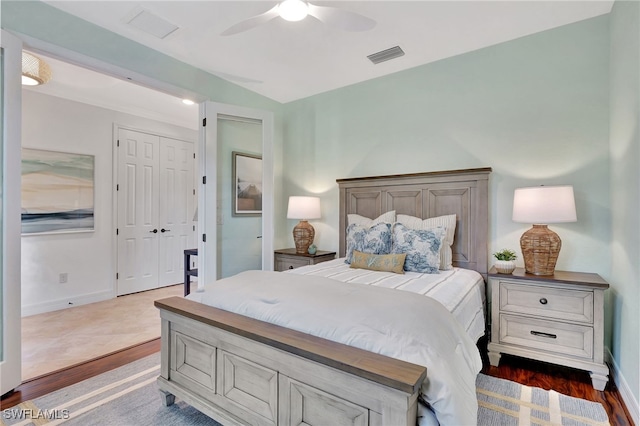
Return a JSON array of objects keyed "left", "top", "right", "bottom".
[
  {"left": 539, "top": 298, "right": 548, "bottom": 305},
  {"left": 288, "top": 266, "right": 294, "bottom": 270},
  {"left": 531, "top": 330, "right": 557, "bottom": 339}
]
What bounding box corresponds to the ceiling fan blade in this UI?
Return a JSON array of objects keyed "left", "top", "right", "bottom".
[
  {"left": 307, "top": 3, "right": 376, "bottom": 32},
  {"left": 220, "top": 4, "right": 280, "bottom": 36}
]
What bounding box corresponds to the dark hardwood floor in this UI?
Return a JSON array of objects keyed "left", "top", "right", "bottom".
[
  {"left": 0, "top": 339, "right": 160, "bottom": 409},
  {"left": 1, "top": 338, "right": 634, "bottom": 425}
]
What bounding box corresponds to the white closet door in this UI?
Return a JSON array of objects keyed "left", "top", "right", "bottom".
[
  {"left": 158, "top": 137, "right": 195, "bottom": 287},
  {"left": 117, "top": 129, "right": 160, "bottom": 295}
]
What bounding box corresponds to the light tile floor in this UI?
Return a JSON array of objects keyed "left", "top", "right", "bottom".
[{"left": 21, "top": 285, "right": 183, "bottom": 380}]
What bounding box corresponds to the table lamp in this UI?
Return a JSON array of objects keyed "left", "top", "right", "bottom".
[
  {"left": 512, "top": 185, "right": 577, "bottom": 276},
  {"left": 287, "top": 196, "right": 321, "bottom": 254}
]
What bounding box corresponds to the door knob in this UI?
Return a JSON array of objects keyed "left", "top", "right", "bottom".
[
  {"left": 149, "top": 229, "right": 158, "bottom": 233},
  {"left": 161, "top": 228, "right": 170, "bottom": 233}
]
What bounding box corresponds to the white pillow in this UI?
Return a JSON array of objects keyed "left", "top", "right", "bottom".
[
  {"left": 347, "top": 210, "right": 395, "bottom": 227},
  {"left": 396, "top": 214, "right": 456, "bottom": 270}
]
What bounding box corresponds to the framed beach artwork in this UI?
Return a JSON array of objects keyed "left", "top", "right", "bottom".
[
  {"left": 232, "top": 151, "right": 262, "bottom": 217},
  {"left": 21, "top": 148, "right": 95, "bottom": 235}
]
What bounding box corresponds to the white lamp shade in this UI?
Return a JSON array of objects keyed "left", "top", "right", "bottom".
[
  {"left": 512, "top": 185, "right": 577, "bottom": 224},
  {"left": 287, "top": 196, "right": 321, "bottom": 220}
]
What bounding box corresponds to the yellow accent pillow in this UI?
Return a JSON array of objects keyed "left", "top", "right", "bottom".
[{"left": 349, "top": 250, "right": 406, "bottom": 274}]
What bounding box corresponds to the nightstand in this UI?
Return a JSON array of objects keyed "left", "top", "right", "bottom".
[
  {"left": 487, "top": 267, "right": 609, "bottom": 390},
  {"left": 274, "top": 248, "right": 336, "bottom": 271}
]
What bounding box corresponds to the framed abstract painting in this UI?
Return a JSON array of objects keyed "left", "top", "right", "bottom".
[
  {"left": 232, "top": 151, "right": 262, "bottom": 217},
  {"left": 21, "top": 148, "right": 95, "bottom": 234}
]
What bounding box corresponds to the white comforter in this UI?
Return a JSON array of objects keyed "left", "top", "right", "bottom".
[
  {"left": 287, "top": 259, "right": 486, "bottom": 343},
  {"left": 189, "top": 270, "right": 482, "bottom": 425}
]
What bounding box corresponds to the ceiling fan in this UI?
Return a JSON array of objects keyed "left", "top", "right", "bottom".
[{"left": 221, "top": 0, "right": 376, "bottom": 36}]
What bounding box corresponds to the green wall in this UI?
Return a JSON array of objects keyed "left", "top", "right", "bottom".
[
  {"left": 282, "top": 15, "right": 611, "bottom": 277},
  {"left": 609, "top": 0, "right": 640, "bottom": 406},
  {"left": 216, "top": 119, "right": 263, "bottom": 279}
]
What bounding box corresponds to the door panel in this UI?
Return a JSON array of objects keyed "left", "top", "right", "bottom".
[
  {"left": 158, "top": 137, "right": 194, "bottom": 286},
  {"left": 117, "top": 129, "right": 194, "bottom": 294},
  {"left": 117, "top": 129, "right": 160, "bottom": 295}
]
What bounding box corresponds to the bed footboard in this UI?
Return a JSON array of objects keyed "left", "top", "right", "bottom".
[{"left": 155, "top": 297, "right": 426, "bottom": 426}]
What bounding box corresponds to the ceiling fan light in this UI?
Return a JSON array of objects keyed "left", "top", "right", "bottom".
[
  {"left": 22, "top": 52, "right": 52, "bottom": 86},
  {"left": 278, "top": 0, "right": 309, "bottom": 22}
]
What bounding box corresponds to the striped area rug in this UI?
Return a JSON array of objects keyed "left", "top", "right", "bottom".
[
  {"left": 1, "top": 354, "right": 609, "bottom": 426},
  {"left": 477, "top": 374, "right": 610, "bottom": 426}
]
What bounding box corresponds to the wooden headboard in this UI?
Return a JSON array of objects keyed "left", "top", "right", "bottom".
[{"left": 337, "top": 168, "right": 492, "bottom": 278}]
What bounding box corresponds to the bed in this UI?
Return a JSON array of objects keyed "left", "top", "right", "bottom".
[{"left": 155, "top": 167, "right": 491, "bottom": 426}]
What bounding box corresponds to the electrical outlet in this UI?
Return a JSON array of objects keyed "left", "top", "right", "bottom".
[{"left": 59, "top": 273, "right": 68, "bottom": 283}]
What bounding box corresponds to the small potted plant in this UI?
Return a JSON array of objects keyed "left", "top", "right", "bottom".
[{"left": 493, "top": 249, "right": 517, "bottom": 274}]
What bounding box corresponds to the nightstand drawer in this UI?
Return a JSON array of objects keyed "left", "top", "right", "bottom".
[
  {"left": 274, "top": 249, "right": 336, "bottom": 272},
  {"left": 275, "top": 256, "right": 311, "bottom": 271},
  {"left": 500, "top": 282, "right": 593, "bottom": 323},
  {"left": 499, "top": 314, "right": 593, "bottom": 359}
]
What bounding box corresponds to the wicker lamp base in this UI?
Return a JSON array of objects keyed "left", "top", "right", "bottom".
[
  {"left": 293, "top": 220, "right": 315, "bottom": 254},
  {"left": 520, "top": 224, "right": 561, "bottom": 276}
]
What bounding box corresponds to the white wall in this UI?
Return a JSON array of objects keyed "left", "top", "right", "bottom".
[{"left": 21, "top": 90, "right": 197, "bottom": 316}]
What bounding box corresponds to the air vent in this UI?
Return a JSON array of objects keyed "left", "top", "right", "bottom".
[
  {"left": 367, "top": 46, "right": 405, "bottom": 65},
  {"left": 126, "top": 9, "right": 179, "bottom": 39}
]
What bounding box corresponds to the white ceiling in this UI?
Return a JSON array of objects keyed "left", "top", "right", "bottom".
[
  {"left": 24, "top": 52, "right": 199, "bottom": 130},
  {"left": 26, "top": 1, "right": 613, "bottom": 127}
]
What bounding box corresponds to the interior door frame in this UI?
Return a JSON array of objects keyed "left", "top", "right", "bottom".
[
  {"left": 1, "top": 29, "right": 23, "bottom": 396},
  {"left": 9, "top": 34, "right": 203, "bottom": 300},
  {"left": 198, "top": 102, "right": 274, "bottom": 290}
]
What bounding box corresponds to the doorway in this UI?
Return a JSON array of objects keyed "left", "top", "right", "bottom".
[
  {"left": 197, "top": 102, "right": 274, "bottom": 288},
  {"left": 15, "top": 48, "right": 199, "bottom": 382}
]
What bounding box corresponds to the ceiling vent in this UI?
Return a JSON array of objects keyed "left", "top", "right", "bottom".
[
  {"left": 367, "top": 46, "right": 405, "bottom": 65},
  {"left": 126, "top": 9, "right": 179, "bottom": 39}
]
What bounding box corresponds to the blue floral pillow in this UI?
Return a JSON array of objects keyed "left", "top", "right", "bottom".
[
  {"left": 345, "top": 223, "right": 392, "bottom": 264},
  {"left": 391, "top": 223, "right": 446, "bottom": 273}
]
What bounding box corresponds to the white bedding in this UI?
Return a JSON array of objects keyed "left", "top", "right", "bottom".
[
  {"left": 288, "top": 258, "right": 486, "bottom": 342},
  {"left": 189, "top": 270, "right": 482, "bottom": 426}
]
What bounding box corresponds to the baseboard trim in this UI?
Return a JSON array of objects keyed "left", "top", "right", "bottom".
[
  {"left": 21, "top": 290, "right": 114, "bottom": 317},
  {"left": 606, "top": 347, "right": 639, "bottom": 425}
]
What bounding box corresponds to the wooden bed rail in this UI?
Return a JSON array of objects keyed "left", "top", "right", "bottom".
[{"left": 155, "top": 296, "right": 426, "bottom": 394}]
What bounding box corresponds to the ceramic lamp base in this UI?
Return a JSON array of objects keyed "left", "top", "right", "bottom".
[
  {"left": 293, "top": 220, "right": 315, "bottom": 254},
  {"left": 520, "top": 224, "right": 561, "bottom": 276}
]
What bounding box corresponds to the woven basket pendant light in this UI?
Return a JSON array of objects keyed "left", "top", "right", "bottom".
[{"left": 22, "top": 52, "right": 52, "bottom": 86}]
